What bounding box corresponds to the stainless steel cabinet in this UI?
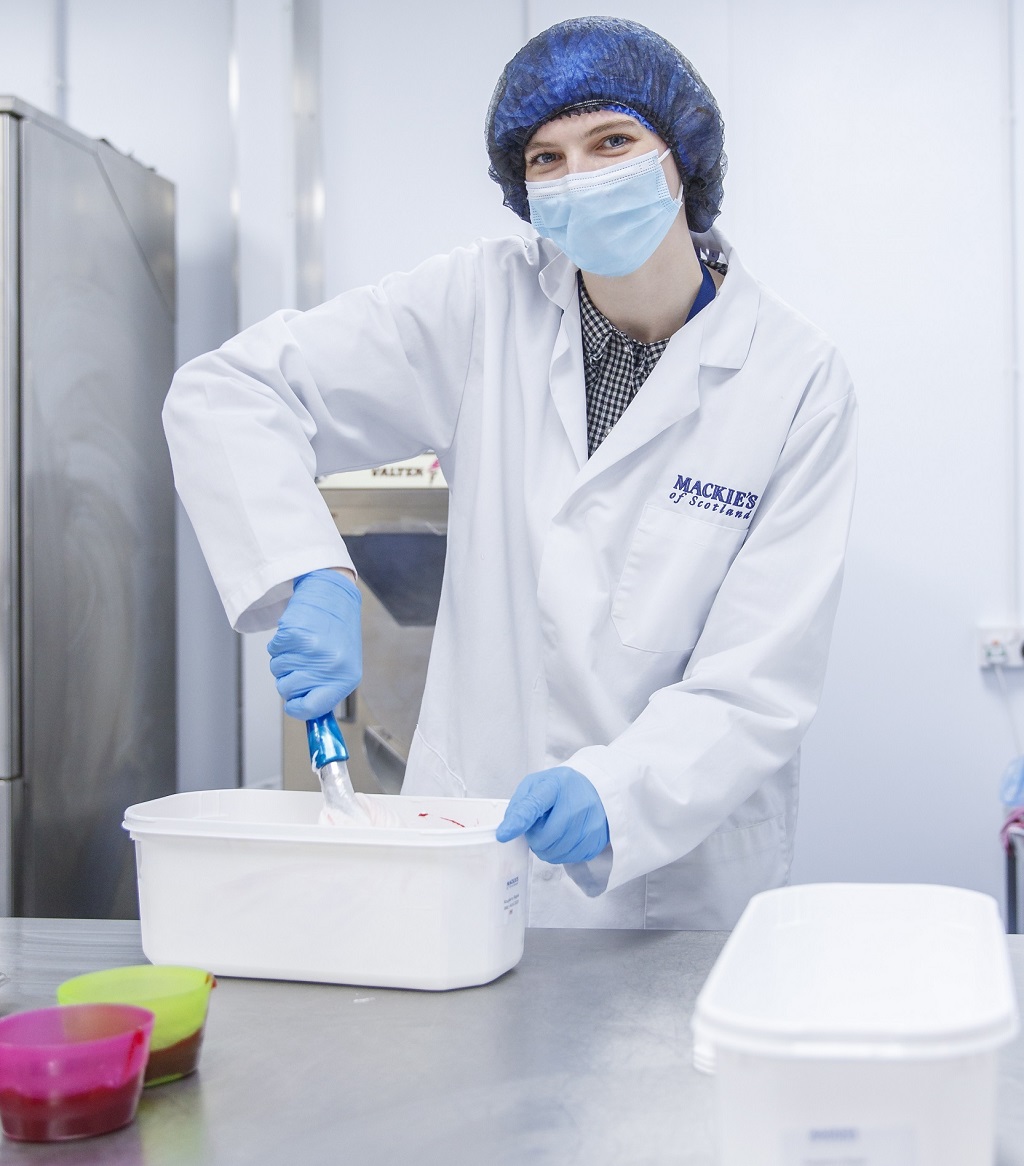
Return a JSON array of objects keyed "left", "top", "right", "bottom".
[{"left": 0, "top": 97, "right": 176, "bottom": 918}]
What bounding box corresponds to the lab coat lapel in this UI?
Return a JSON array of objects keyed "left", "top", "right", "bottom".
[
  {"left": 537, "top": 238, "right": 761, "bottom": 498},
  {"left": 567, "top": 242, "right": 761, "bottom": 493},
  {"left": 575, "top": 320, "right": 703, "bottom": 490},
  {"left": 697, "top": 243, "right": 760, "bottom": 371},
  {"left": 540, "top": 253, "right": 588, "bottom": 471}
]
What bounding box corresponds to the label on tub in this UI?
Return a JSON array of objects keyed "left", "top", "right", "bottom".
[
  {"left": 503, "top": 875, "right": 522, "bottom": 923},
  {"left": 781, "top": 1126, "right": 915, "bottom": 1165}
]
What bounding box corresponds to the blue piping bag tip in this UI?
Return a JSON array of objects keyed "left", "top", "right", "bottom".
[{"left": 306, "top": 712, "right": 349, "bottom": 771}]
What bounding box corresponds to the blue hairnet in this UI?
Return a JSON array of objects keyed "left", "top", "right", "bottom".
[{"left": 486, "top": 18, "right": 726, "bottom": 234}]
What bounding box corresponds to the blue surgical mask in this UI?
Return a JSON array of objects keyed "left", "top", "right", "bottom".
[{"left": 526, "top": 148, "right": 683, "bottom": 278}]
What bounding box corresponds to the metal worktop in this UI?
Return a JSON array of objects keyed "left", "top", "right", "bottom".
[{"left": 0, "top": 920, "right": 1021, "bottom": 1165}]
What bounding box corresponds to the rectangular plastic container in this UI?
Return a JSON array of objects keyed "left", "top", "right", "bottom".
[
  {"left": 123, "top": 789, "right": 529, "bottom": 991},
  {"left": 692, "top": 883, "right": 1019, "bottom": 1166}
]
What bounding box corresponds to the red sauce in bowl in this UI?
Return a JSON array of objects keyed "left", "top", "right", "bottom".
[{"left": 0, "top": 1072, "right": 144, "bottom": 1141}]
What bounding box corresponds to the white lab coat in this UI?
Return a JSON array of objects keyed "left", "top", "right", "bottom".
[{"left": 163, "top": 230, "right": 856, "bottom": 930}]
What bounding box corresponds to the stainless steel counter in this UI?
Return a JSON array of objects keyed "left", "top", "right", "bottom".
[{"left": 0, "top": 920, "right": 1021, "bottom": 1165}]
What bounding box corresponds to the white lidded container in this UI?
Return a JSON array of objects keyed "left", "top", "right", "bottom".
[
  {"left": 692, "top": 883, "right": 1019, "bottom": 1166},
  {"left": 123, "top": 789, "right": 529, "bottom": 991}
]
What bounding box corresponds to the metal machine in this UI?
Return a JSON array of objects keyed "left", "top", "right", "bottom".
[
  {"left": 0, "top": 98, "right": 176, "bottom": 917},
  {"left": 283, "top": 457, "right": 446, "bottom": 795}
]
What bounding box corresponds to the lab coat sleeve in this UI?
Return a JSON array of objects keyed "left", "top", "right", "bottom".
[
  {"left": 163, "top": 249, "right": 479, "bottom": 631},
  {"left": 564, "top": 359, "right": 858, "bottom": 895}
]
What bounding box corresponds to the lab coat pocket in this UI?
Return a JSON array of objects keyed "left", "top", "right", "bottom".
[
  {"left": 613, "top": 504, "right": 747, "bottom": 653},
  {"left": 644, "top": 814, "right": 789, "bottom": 930}
]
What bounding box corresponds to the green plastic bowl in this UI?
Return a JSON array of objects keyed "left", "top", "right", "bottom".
[{"left": 57, "top": 965, "right": 215, "bottom": 1086}]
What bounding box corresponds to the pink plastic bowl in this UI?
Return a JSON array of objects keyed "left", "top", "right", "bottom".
[{"left": 0, "top": 1003, "right": 154, "bottom": 1142}]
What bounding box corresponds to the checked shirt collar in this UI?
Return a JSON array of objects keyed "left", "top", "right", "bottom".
[{"left": 578, "top": 273, "right": 670, "bottom": 457}]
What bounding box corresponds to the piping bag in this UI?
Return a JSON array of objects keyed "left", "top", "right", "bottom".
[{"left": 306, "top": 712, "right": 370, "bottom": 824}]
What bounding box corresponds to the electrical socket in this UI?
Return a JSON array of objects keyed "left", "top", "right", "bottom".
[{"left": 979, "top": 628, "right": 1024, "bottom": 668}]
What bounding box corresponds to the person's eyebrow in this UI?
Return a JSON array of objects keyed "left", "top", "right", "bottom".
[
  {"left": 581, "top": 118, "right": 641, "bottom": 139},
  {"left": 527, "top": 117, "right": 639, "bottom": 152}
]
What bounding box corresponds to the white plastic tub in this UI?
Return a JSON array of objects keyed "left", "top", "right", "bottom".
[
  {"left": 123, "top": 789, "right": 529, "bottom": 991},
  {"left": 692, "top": 883, "right": 1019, "bottom": 1166}
]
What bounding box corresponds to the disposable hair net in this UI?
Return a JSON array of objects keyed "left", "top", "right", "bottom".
[{"left": 486, "top": 17, "right": 726, "bottom": 234}]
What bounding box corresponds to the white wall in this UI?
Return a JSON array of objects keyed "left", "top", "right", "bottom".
[
  {"left": 2, "top": 0, "right": 1022, "bottom": 910},
  {"left": 722, "top": 0, "right": 1015, "bottom": 897},
  {"left": 0, "top": 1, "right": 58, "bottom": 113},
  {"left": 320, "top": 0, "right": 528, "bottom": 292}
]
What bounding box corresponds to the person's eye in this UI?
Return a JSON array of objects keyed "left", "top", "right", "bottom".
[
  {"left": 528, "top": 151, "right": 559, "bottom": 167},
  {"left": 602, "top": 134, "right": 632, "bottom": 150}
]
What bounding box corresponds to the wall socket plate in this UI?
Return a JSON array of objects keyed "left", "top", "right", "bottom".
[{"left": 979, "top": 628, "right": 1024, "bottom": 668}]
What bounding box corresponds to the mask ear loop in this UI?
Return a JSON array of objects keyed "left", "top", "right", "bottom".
[{"left": 658, "top": 147, "right": 685, "bottom": 205}]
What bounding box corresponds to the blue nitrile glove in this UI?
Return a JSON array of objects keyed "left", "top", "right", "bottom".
[
  {"left": 496, "top": 767, "right": 610, "bottom": 864},
  {"left": 1002, "top": 756, "right": 1024, "bottom": 811},
  {"left": 267, "top": 569, "right": 362, "bottom": 719}
]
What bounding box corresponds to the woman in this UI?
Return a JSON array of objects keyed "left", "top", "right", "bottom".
[{"left": 163, "top": 17, "right": 857, "bottom": 928}]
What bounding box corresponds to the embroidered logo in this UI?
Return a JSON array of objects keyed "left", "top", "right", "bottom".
[{"left": 669, "top": 475, "right": 759, "bottom": 520}]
